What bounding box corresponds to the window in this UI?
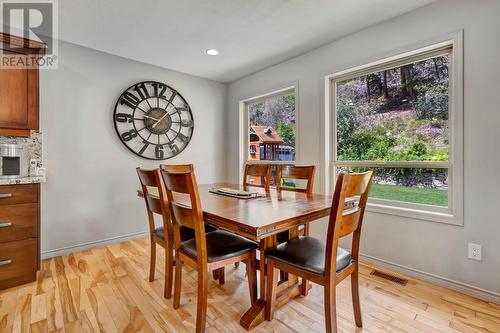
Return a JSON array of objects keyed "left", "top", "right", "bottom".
[
  {"left": 331, "top": 40, "right": 463, "bottom": 223},
  {"left": 245, "top": 89, "right": 296, "bottom": 162}
]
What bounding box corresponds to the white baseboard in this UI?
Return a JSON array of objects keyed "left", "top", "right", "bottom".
[
  {"left": 41, "top": 231, "right": 149, "bottom": 259},
  {"left": 360, "top": 253, "right": 500, "bottom": 305}
]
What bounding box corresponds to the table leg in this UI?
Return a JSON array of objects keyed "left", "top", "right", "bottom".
[
  {"left": 240, "top": 229, "right": 309, "bottom": 331},
  {"left": 240, "top": 236, "right": 275, "bottom": 330}
]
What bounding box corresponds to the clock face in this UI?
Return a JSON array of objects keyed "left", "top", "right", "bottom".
[{"left": 113, "top": 81, "right": 194, "bottom": 160}]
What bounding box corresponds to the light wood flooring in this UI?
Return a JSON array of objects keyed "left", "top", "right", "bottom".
[{"left": 1, "top": 237, "right": 499, "bottom": 332}]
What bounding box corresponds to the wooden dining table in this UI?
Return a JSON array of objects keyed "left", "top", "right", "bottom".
[{"left": 139, "top": 183, "right": 333, "bottom": 330}]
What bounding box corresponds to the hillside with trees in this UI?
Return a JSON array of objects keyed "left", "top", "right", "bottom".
[{"left": 337, "top": 54, "right": 450, "bottom": 206}]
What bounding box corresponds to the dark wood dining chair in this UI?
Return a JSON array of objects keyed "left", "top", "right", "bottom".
[
  {"left": 275, "top": 165, "right": 316, "bottom": 284},
  {"left": 136, "top": 168, "right": 175, "bottom": 299},
  {"left": 160, "top": 164, "right": 258, "bottom": 333},
  {"left": 243, "top": 163, "right": 272, "bottom": 192},
  {"left": 136, "top": 167, "right": 220, "bottom": 299},
  {"left": 276, "top": 165, "right": 316, "bottom": 236},
  {"left": 265, "top": 171, "right": 373, "bottom": 333}
]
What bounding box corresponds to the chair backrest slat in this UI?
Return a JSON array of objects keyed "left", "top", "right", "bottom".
[
  {"left": 163, "top": 171, "right": 195, "bottom": 194},
  {"left": 338, "top": 209, "right": 361, "bottom": 238},
  {"left": 325, "top": 171, "right": 373, "bottom": 279},
  {"left": 137, "top": 169, "right": 158, "bottom": 187},
  {"left": 146, "top": 194, "right": 163, "bottom": 215},
  {"left": 277, "top": 165, "right": 315, "bottom": 196},
  {"left": 339, "top": 173, "right": 373, "bottom": 199},
  {"left": 170, "top": 202, "right": 196, "bottom": 229},
  {"left": 243, "top": 164, "right": 272, "bottom": 192}
]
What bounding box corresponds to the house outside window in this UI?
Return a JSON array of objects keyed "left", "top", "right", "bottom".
[{"left": 330, "top": 38, "right": 463, "bottom": 224}]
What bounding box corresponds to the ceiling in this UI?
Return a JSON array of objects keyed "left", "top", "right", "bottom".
[{"left": 57, "top": 0, "right": 435, "bottom": 83}]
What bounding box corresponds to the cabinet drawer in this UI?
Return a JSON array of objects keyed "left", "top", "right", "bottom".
[
  {"left": 0, "top": 184, "right": 38, "bottom": 206},
  {"left": 0, "top": 239, "right": 37, "bottom": 289},
  {"left": 0, "top": 203, "right": 38, "bottom": 242}
]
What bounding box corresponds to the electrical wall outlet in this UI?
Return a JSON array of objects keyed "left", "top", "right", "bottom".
[
  {"left": 29, "top": 159, "right": 37, "bottom": 176},
  {"left": 468, "top": 243, "right": 482, "bottom": 261}
]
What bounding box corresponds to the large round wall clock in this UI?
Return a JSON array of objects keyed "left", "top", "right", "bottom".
[{"left": 113, "top": 81, "right": 194, "bottom": 160}]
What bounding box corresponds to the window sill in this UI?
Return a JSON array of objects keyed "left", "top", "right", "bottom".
[{"left": 366, "top": 202, "right": 462, "bottom": 226}]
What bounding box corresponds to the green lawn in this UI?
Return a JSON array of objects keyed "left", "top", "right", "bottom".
[{"left": 369, "top": 183, "right": 448, "bottom": 207}]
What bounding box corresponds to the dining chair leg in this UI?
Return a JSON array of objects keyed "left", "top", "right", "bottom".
[
  {"left": 164, "top": 242, "right": 174, "bottom": 299},
  {"left": 246, "top": 252, "right": 257, "bottom": 306},
  {"left": 351, "top": 267, "right": 363, "bottom": 327},
  {"left": 195, "top": 269, "right": 209, "bottom": 333},
  {"left": 279, "top": 270, "right": 288, "bottom": 281},
  {"left": 265, "top": 260, "right": 278, "bottom": 321},
  {"left": 212, "top": 268, "right": 225, "bottom": 285},
  {"left": 149, "top": 238, "right": 156, "bottom": 282},
  {"left": 324, "top": 284, "right": 338, "bottom": 333},
  {"left": 304, "top": 222, "right": 310, "bottom": 236},
  {"left": 300, "top": 279, "right": 309, "bottom": 296},
  {"left": 173, "top": 256, "right": 183, "bottom": 309},
  {"left": 278, "top": 233, "right": 288, "bottom": 282},
  {"left": 218, "top": 267, "right": 225, "bottom": 285}
]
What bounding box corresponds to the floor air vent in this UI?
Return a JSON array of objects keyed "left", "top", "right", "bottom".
[{"left": 370, "top": 270, "right": 408, "bottom": 286}]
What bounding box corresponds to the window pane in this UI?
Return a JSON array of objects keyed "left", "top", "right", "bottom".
[
  {"left": 336, "top": 54, "right": 450, "bottom": 163},
  {"left": 336, "top": 167, "right": 448, "bottom": 207},
  {"left": 248, "top": 93, "right": 295, "bottom": 161}
]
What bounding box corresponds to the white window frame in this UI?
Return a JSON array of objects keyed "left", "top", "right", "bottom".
[
  {"left": 327, "top": 33, "right": 463, "bottom": 225},
  {"left": 240, "top": 86, "right": 298, "bottom": 168}
]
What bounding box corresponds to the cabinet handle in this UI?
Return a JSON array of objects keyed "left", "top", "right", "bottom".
[
  {"left": 0, "top": 222, "right": 12, "bottom": 228},
  {"left": 0, "top": 193, "right": 13, "bottom": 199},
  {"left": 0, "top": 259, "right": 12, "bottom": 266}
]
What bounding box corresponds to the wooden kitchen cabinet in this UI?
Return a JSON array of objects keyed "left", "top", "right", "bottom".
[
  {"left": 0, "top": 184, "right": 40, "bottom": 289},
  {"left": 0, "top": 33, "right": 44, "bottom": 137}
]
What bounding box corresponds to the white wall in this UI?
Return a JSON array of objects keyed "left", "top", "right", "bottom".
[
  {"left": 40, "top": 41, "right": 227, "bottom": 257},
  {"left": 227, "top": 0, "right": 500, "bottom": 297}
]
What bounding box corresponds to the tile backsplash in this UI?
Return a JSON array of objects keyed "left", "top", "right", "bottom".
[{"left": 0, "top": 131, "right": 43, "bottom": 176}]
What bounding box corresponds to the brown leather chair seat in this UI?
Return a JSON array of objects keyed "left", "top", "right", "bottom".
[
  {"left": 265, "top": 236, "right": 351, "bottom": 275},
  {"left": 154, "top": 224, "right": 217, "bottom": 242},
  {"left": 181, "top": 230, "right": 259, "bottom": 263}
]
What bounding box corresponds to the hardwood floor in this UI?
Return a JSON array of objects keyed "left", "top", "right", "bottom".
[{"left": 1, "top": 237, "right": 499, "bottom": 333}]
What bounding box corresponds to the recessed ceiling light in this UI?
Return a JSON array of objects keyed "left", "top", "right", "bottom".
[{"left": 206, "top": 49, "right": 219, "bottom": 56}]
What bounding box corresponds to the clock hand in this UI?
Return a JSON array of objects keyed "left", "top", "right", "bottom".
[
  {"left": 152, "top": 111, "right": 170, "bottom": 128},
  {"left": 143, "top": 115, "right": 161, "bottom": 121}
]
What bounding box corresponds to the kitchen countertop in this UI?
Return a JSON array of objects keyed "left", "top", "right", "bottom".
[{"left": 0, "top": 175, "right": 46, "bottom": 185}]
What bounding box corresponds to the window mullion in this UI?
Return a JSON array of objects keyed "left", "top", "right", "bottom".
[{"left": 333, "top": 160, "right": 450, "bottom": 169}]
